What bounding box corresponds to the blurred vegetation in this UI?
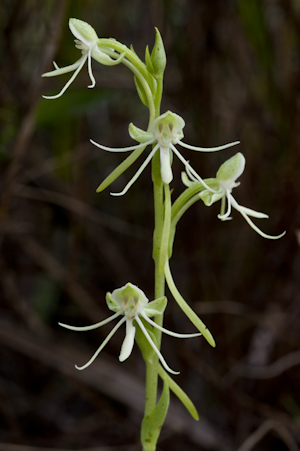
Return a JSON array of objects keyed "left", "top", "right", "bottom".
[{"left": 1, "top": 0, "right": 300, "bottom": 450}]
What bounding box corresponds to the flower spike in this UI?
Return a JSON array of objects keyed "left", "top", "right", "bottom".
[
  {"left": 182, "top": 152, "right": 286, "bottom": 240},
  {"left": 42, "top": 18, "right": 125, "bottom": 99},
  {"left": 59, "top": 283, "right": 201, "bottom": 375},
  {"left": 92, "top": 110, "right": 239, "bottom": 194}
]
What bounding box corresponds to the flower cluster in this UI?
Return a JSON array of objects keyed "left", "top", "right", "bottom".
[{"left": 59, "top": 283, "right": 201, "bottom": 375}]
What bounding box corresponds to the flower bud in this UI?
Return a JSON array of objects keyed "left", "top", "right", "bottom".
[{"left": 150, "top": 28, "right": 166, "bottom": 78}]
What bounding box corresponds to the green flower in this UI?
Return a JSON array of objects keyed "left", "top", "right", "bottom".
[
  {"left": 42, "top": 18, "right": 124, "bottom": 99},
  {"left": 92, "top": 111, "right": 239, "bottom": 195},
  {"left": 182, "top": 152, "right": 285, "bottom": 239},
  {"left": 59, "top": 282, "right": 201, "bottom": 375}
]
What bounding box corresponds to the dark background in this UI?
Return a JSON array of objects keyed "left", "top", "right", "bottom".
[{"left": 1, "top": 1, "right": 300, "bottom": 450}]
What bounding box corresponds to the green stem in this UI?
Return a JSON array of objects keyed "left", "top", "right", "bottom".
[
  {"left": 144, "top": 150, "right": 164, "bottom": 419},
  {"left": 154, "top": 78, "right": 163, "bottom": 116},
  {"left": 99, "top": 38, "right": 150, "bottom": 84},
  {"left": 143, "top": 90, "right": 164, "bottom": 428},
  {"left": 100, "top": 40, "right": 167, "bottom": 447}
]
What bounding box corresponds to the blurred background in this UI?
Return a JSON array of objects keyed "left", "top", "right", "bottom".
[{"left": 1, "top": 0, "right": 300, "bottom": 450}]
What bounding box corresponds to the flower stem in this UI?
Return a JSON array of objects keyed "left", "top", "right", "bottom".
[
  {"left": 143, "top": 150, "right": 164, "bottom": 421},
  {"left": 143, "top": 87, "right": 165, "bottom": 440}
]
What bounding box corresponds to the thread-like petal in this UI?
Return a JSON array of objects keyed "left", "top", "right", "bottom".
[
  {"left": 141, "top": 312, "right": 201, "bottom": 338},
  {"left": 42, "top": 57, "right": 83, "bottom": 77},
  {"left": 90, "top": 138, "right": 154, "bottom": 152},
  {"left": 75, "top": 317, "right": 126, "bottom": 370},
  {"left": 170, "top": 143, "right": 217, "bottom": 193},
  {"left": 177, "top": 139, "right": 240, "bottom": 152},
  {"left": 110, "top": 144, "right": 159, "bottom": 196},
  {"left": 229, "top": 194, "right": 285, "bottom": 240},
  {"left": 217, "top": 190, "right": 232, "bottom": 221},
  {"left": 135, "top": 316, "right": 179, "bottom": 375},
  {"left": 42, "top": 54, "right": 88, "bottom": 99},
  {"left": 239, "top": 206, "right": 269, "bottom": 219},
  {"left": 59, "top": 311, "right": 121, "bottom": 331},
  {"left": 87, "top": 50, "right": 96, "bottom": 88}
]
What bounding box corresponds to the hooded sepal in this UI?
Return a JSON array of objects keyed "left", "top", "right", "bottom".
[
  {"left": 216, "top": 152, "right": 245, "bottom": 186},
  {"left": 69, "top": 18, "right": 98, "bottom": 44}
]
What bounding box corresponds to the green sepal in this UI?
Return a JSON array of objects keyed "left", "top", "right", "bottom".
[
  {"left": 134, "top": 75, "right": 149, "bottom": 107},
  {"left": 128, "top": 123, "right": 153, "bottom": 143},
  {"left": 96, "top": 145, "right": 146, "bottom": 193},
  {"left": 199, "top": 187, "right": 223, "bottom": 206},
  {"left": 151, "top": 27, "right": 166, "bottom": 78},
  {"left": 145, "top": 296, "right": 167, "bottom": 317},
  {"left": 141, "top": 377, "right": 170, "bottom": 451},
  {"left": 105, "top": 292, "right": 120, "bottom": 313},
  {"left": 158, "top": 365, "right": 199, "bottom": 420}
]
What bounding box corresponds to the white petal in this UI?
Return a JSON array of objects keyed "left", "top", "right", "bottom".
[
  {"left": 177, "top": 139, "right": 240, "bottom": 152},
  {"left": 185, "top": 165, "right": 202, "bottom": 183},
  {"left": 58, "top": 311, "right": 121, "bottom": 331},
  {"left": 75, "top": 317, "right": 126, "bottom": 370},
  {"left": 87, "top": 50, "right": 96, "bottom": 88},
  {"left": 160, "top": 147, "right": 173, "bottom": 184},
  {"left": 170, "top": 143, "right": 217, "bottom": 193},
  {"left": 42, "top": 54, "right": 88, "bottom": 99},
  {"left": 239, "top": 206, "right": 269, "bottom": 219},
  {"left": 90, "top": 138, "right": 154, "bottom": 152},
  {"left": 217, "top": 190, "right": 232, "bottom": 221},
  {"left": 135, "top": 316, "right": 179, "bottom": 375},
  {"left": 141, "top": 312, "right": 201, "bottom": 338},
  {"left": 119, "top": 320, "right": 136, "bottom": 362},
  {"left": 229, "top": 194, "right": 286, "bottom": 240},
  {"left": 110, "top": 143, "right": 159, "bottom": 196},
  {"left": 42, "top": 57, "right": 84, "bottom": 78}
]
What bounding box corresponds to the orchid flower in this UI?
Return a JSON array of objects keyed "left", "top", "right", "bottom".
[
  {"left": 91, "top": 111, "right": 240, "bottom": 196},
  {"left": 42, "top": 18, "right": 125, "bottom": 99},
  {"left": 182, "top": 152, "right": 285, "bottom": 240},
  {"left": 59, "top": 283, "right": 201, "bottom": 375}
]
